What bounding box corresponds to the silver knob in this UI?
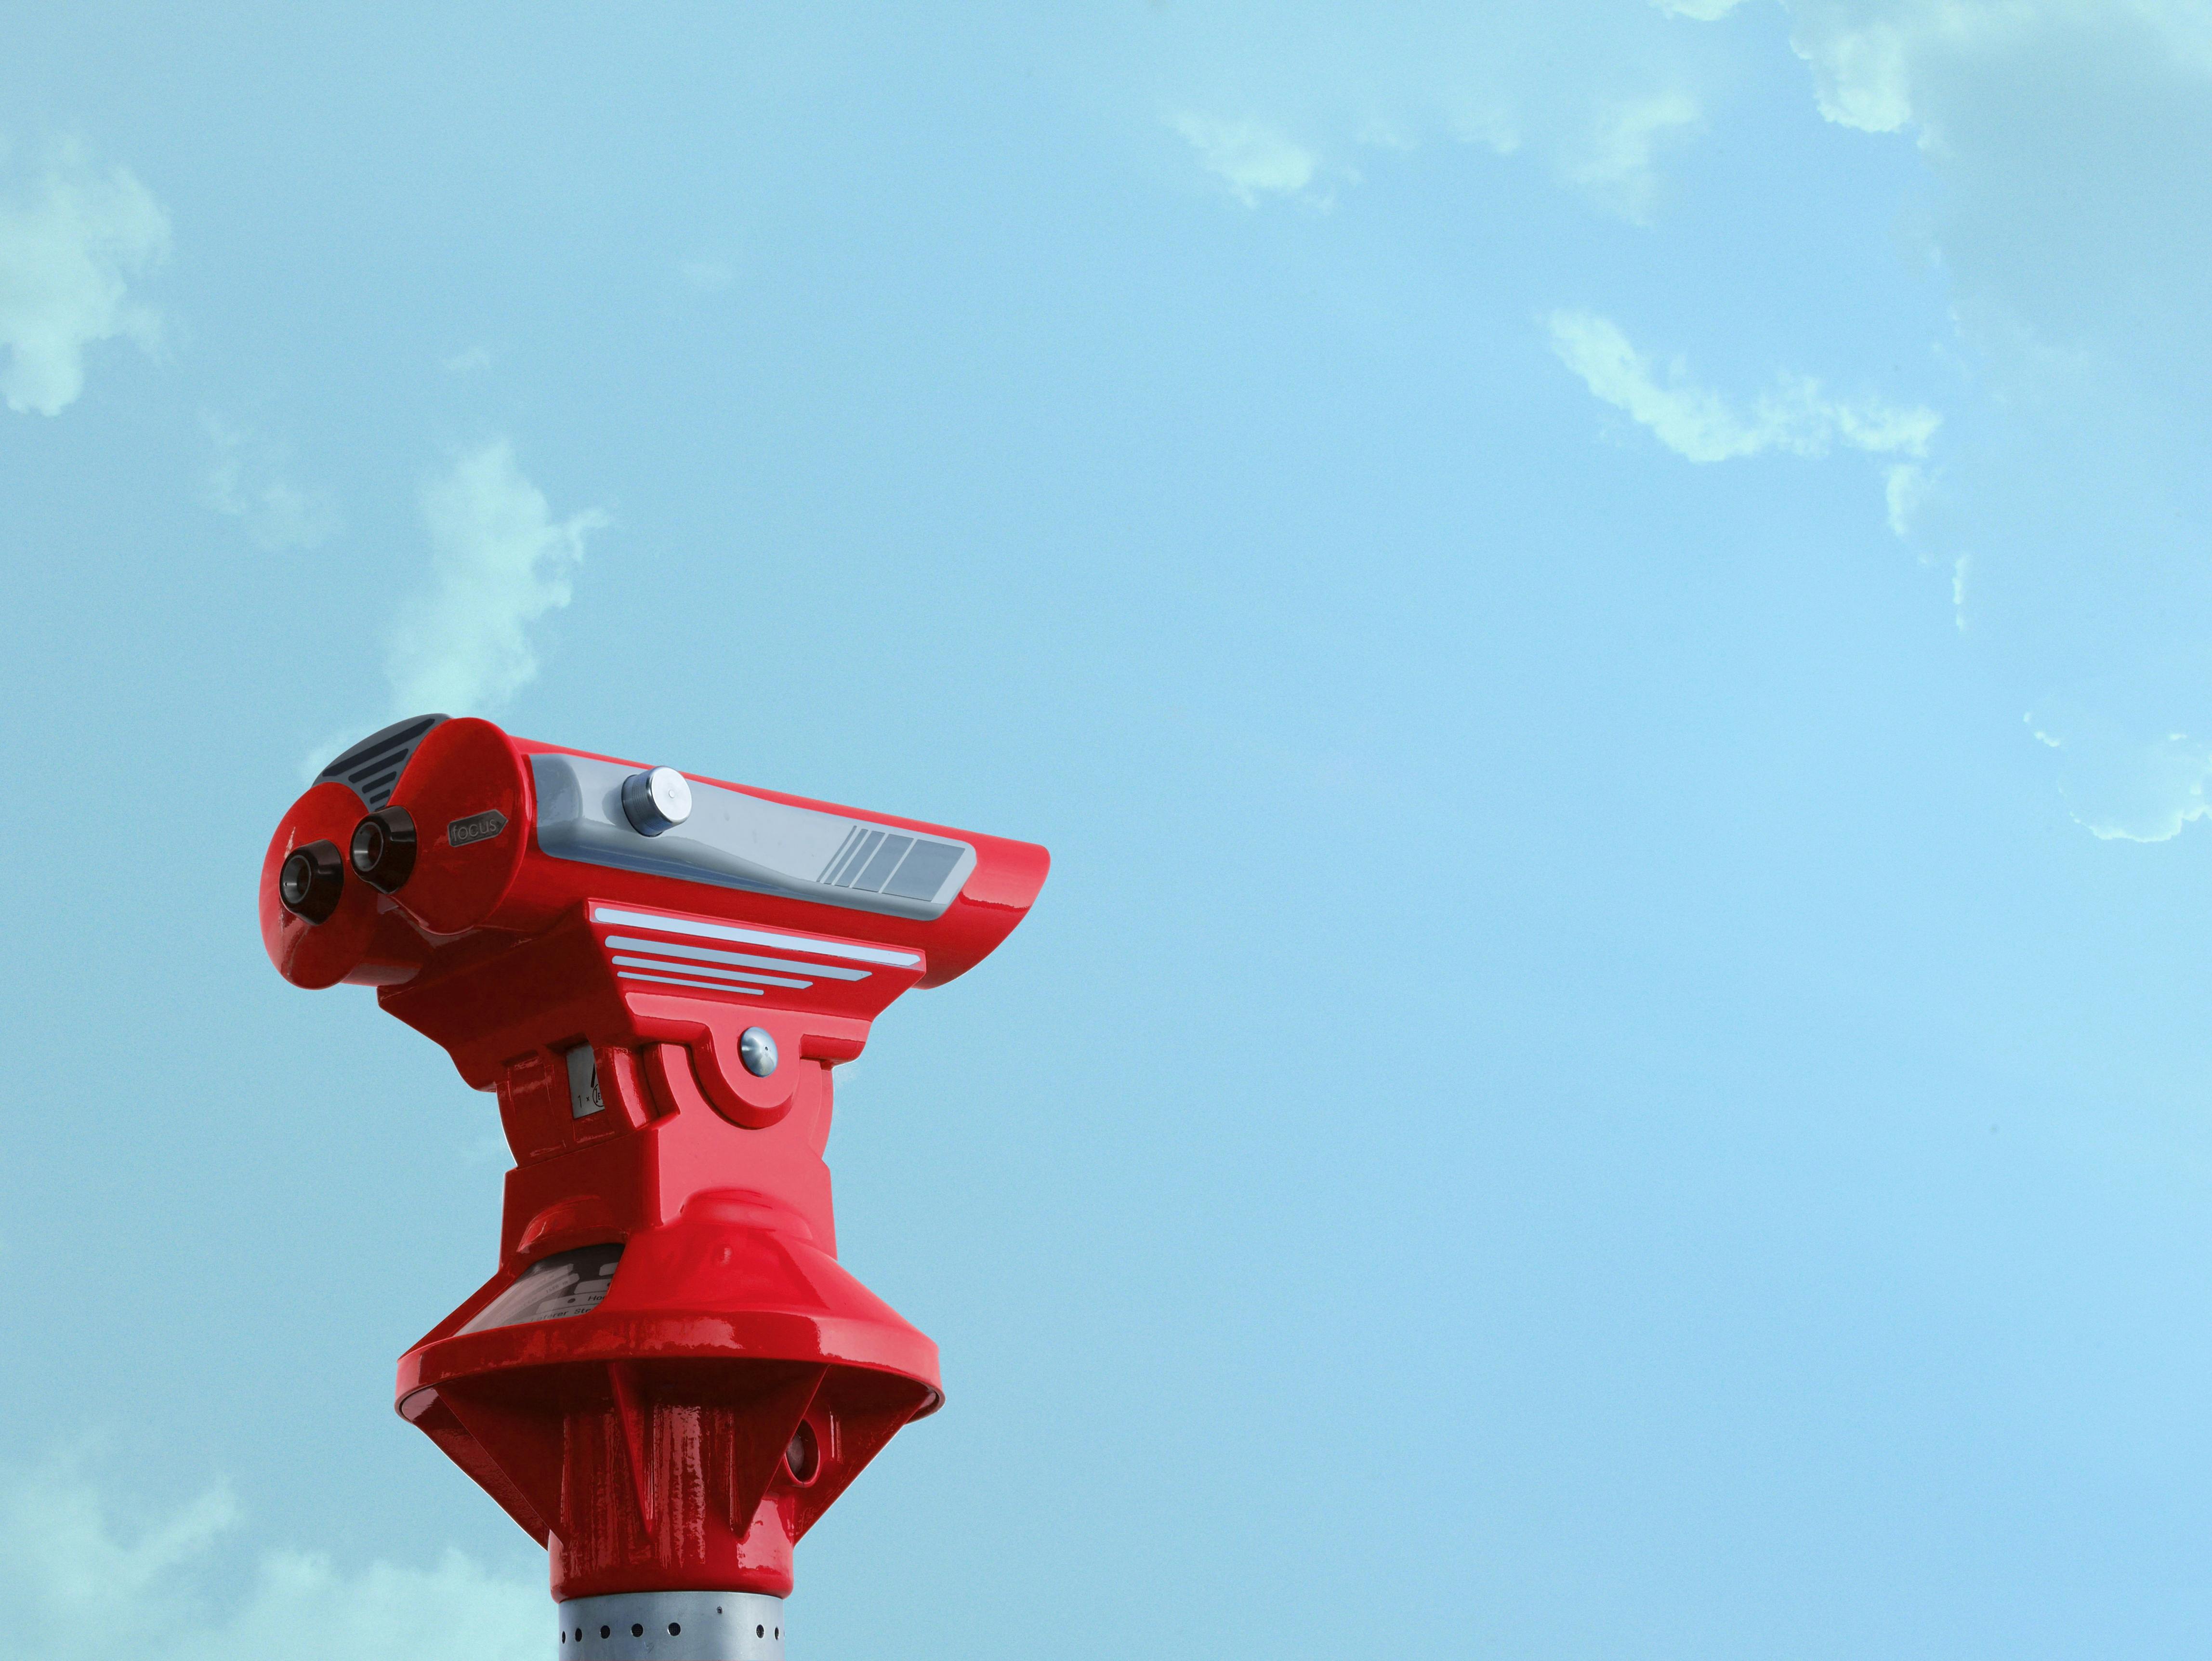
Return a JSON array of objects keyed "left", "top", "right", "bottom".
[
  {"left": 620, "top": 766, "right": 693, "bottom": 836},
  {"left": 738, "top": 1028, "right": 778, "bottom": 1078}
]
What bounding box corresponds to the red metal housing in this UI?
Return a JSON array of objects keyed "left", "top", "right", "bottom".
[{"left": 260, "top": 716, "right": 1047, "bottom": 1609}]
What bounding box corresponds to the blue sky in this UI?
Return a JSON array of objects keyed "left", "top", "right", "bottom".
[{"left": 5, "top": 3, "right": 2212, "bottom": 1656}]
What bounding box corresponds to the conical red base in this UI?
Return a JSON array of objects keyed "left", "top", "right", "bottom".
[{"left": 399, "top": 1189, "right": 939, "bottom": 1599}]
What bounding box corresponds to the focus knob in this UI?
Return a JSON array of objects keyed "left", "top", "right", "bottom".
[{"left": 621, "top": 766, "right": 692, "bottom": 837}]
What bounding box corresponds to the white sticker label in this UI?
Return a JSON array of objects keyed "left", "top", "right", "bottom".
[
  {"left": 459, "top": 1245, "right": 623, "bottom": 1333},
  {"left": 566, "top": 1045, "right": 605, "bottom": 1118}
]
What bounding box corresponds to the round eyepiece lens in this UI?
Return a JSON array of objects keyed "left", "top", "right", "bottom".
[
  {"left": 280, "top": 852, "right": 314, "bottom": 907},
  {"left": 347, "top": 807, "right": 418, "bottom": 892},
  {"left": 351, "top": 820, "right": 384, "bottom": 872},
  {"left": 276, "top": 839, "right": 345, "bottom": 924}
]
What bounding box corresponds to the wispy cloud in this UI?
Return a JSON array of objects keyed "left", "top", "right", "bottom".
[
  {"left": 1561, "top": 92, "right": 1703, "bottom": 224},
  {"left": 1149, "top": 10, "right": 1733, "bottom": 222},
  {"left": 1883, "top": 461, "right": 1931, "bottom": 537},
  {"left": 1720, "top": 0, "right": 2212, "bottom": 837},
  {"left": 1171, "top": 114, "right": 1325, "bottom": 205},
  {"left": 1772, "top": 0, "right": 2165, "bottom": 137},
  {"left": 0, "top": 1460, "right": 541, "bottom": 1661},
  {"left": 201, "top": 414, "right": 341, "bottom": 551},
  {"left": 303, "top": 441, "right": 607, "bottom": 779},
  {"left": 2027, "top": 705, "right": 2212, "bottom": 844},
  {"left": 0, "top": 137, "right": 170, "bottom": 415},
  {"left": 1547, "top": 308, "right": 1940, "bottom": 468},
  {"left": 386, "top": 440, "right": 610, "bottom": 717}
]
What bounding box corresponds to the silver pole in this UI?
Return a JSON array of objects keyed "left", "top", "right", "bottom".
[{"left": 555, "top": 1591, "right": 786, "bottom": 1660}]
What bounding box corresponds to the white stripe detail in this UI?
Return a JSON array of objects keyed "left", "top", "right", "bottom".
[
  {"left": 602, "top": 934, "right": 867, "bottom": 982},
  {"left": 618, "top": 971, "right": 766, "bottom": 996},
  {"left": 610, "top": 954, "right": 809, "bottom": 989},
  {"left": 592, "top": 905, "right": 921, "bottom": 967}
]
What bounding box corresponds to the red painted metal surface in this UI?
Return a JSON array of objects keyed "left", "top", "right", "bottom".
[{"left": 260, "top": 718, "right": 1047, "bottom": 1603}]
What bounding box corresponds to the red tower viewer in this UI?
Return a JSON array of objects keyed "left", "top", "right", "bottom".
[{"left": 259, "top": 715, "right": 1049, "bottom": 1659}]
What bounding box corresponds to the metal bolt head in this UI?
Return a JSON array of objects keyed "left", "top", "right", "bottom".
[
  {"left": 738, "top": 1027, "right": 778, "bottom": 1078},
  {"left": 620, "top": 766, "right": 693, "bottom": 836}
]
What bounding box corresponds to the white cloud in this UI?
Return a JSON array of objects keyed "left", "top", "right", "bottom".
[
  {"left": 1142, "top": 7, "right": 1731, "bottom": 221},
  {"left": 1775, "top": 0, "right": 2212, "bottom": 137},
  {"left": 385, "top": 440, "right": 610, "bottom": 717},
  {"left": 443, "top": 344, "right": 493, "bottom": 374},
  {"left": 1562, "top": 91, "right": 1703, "bottom": 224},
  {"left": 1548, "top": 308, "right": 1940, "bottom": 467},
  {"left": 0, "top": 1461, "right": 541, "bottom": 1661},
  {"left": 1738, "top": 1, "right": 2212, "bottom": 836},
  {"left": 1172, "top": 113, "right": 1324, "bottom": 204},
  {"left": 2025, "top": 705, "right": 2212, "bottom": 842},
  {"left": 1883, "top": 461, "right": 1934, "bottom": 536},
  {"left": 0, "top": 138, "right": 170, "bottom": 414},
  {"left": 201, "top": 414, "right": 341, "bottom": 551},
  {"left": 1140, "top": 4, "right": 2212, "bottom": 841},
  {"left": 1445, "top": 104, "right": 1523, "bottom": 154},
  {"left": 1787, "top": 4, "right": 1926, "bottom": 132}
]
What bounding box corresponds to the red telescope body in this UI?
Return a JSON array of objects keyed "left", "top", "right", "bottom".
[{"left": 259, "top": 714, "right": 1047, "bottom": 1658}]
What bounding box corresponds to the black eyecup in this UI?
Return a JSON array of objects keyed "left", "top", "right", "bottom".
[
  {"left": 278, "top": 840, "right": 346, "bottom": 925},
  {"left": 349, "top": 805, "right": 419, "bottom": 894}
]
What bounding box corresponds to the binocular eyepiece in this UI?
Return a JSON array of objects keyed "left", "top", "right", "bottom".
[
  {"left": 277, "top": 805, "right": 418, "bottom": 923},
  {"left": 279, "top": 750, "right": 693, "bottom": 929},
  {"left": 349, "top": 805, "right": 417, "bottom": 893},
  {"left": 276, "top": 838, "right": 345, "bottom": 923}
]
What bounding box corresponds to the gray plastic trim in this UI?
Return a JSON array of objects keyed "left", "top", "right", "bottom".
[
  {"left": 316, "top": 714, "right": 447, "bottom": 808},
  {"left": 533, "top": 754, "right": 974, "bottom": 921}
]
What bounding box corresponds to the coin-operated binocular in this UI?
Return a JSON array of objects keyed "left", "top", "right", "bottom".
[{"left": 260, "top": 715, "right": 1048, "bottom": 1659}]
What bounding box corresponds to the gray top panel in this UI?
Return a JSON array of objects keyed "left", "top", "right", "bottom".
[
  {"left": 531, "top": 752, "right": 975, "bottom": 922},
  {"left": 318, "top": 713, "right": 447, "bottom": 807}
]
